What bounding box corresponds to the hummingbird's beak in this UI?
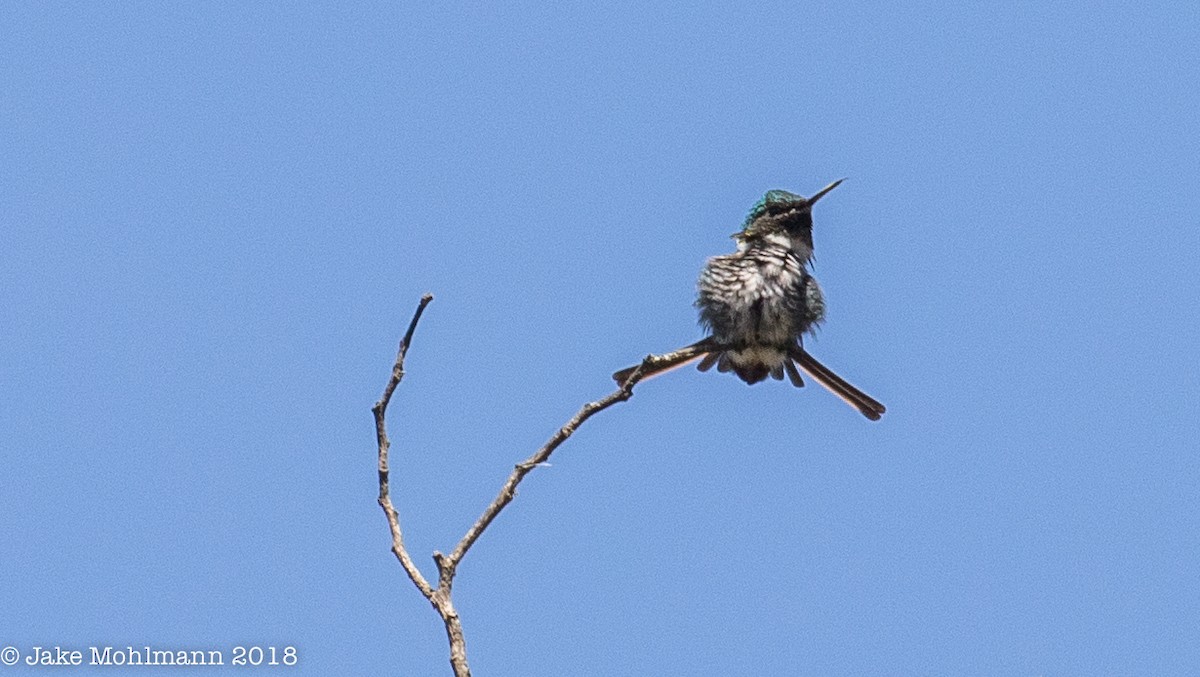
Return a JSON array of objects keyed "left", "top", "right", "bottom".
[{"left": 807, "top": 178, "right": 845, "bottom": 206}]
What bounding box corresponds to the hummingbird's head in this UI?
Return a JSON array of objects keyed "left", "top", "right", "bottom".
[{"left": 737, "top": 179, "right": 844, "bottom": 257}]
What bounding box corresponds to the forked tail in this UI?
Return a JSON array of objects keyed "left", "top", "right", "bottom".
[{"left": 611, "top": 339, "right": 886, "bottom": 422}]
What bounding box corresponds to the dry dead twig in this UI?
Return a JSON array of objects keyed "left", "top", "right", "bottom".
[{"left": 373, "top": 294, "right": 696, "bottom": 676}]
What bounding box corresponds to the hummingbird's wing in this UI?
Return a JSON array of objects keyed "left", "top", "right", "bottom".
[
  {"left": 611, "top": 338, "right": 718, "bottom": 386},
  {"left": 788, "top": 345, "right": 886, "bottom": 421}
]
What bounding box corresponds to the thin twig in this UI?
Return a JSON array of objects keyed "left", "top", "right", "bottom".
[
  {"left": 440, "top": 366, "right": 646, "bottom": 576},
  {"left": 376, "top": 295, "right": 694, "bottom": 676},
  {"left": 371, "top": 295, "right": 437, "bottom": 604}
]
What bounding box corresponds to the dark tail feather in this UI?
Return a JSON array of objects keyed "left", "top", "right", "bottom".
[
  {"left": 734, "top": 363, "right": 770, "bottom": 384},
  {"left": 788, "top": 346, "right": 886, "bottom": 421},
  {"left": 784, "top": 359, "right": 805, "bottom": 388},
  {"left": 612, "top": 338, "right": 717, "bottom": 386}
]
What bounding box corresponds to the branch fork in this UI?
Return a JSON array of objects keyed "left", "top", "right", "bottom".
[{"left": 374, "top": 295, "right": 670, "bottom": 676}]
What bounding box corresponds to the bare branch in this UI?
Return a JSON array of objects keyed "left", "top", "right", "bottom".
[
  {"left": 373, "top": 294, "right": 435, "bottom": 599},
  {"left": 613, "top": 340, "right": 714, "bottom": 386},
  {"left": 374, "top": 299, "right": 698, "bottom": 676},
  {"left": 442, "top": 368, "right": 644, "bottom": 575}
]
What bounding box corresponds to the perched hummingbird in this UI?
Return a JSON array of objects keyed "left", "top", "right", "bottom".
[{"left": 613, "top": 179, "right": 886, "bottom": 421}]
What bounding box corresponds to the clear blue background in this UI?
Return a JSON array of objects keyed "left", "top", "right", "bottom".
[{"left": 3, "top": 2, "right": 1198, "bottom": 675}]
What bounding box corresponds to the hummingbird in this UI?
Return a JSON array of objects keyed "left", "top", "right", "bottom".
[{"left": 612, "top": 179, "right": 886, "bottom": 421}]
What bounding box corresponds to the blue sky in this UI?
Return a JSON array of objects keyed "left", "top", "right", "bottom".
[{"left": 3, "top": 2, "right": 1199, "bottom": 675}]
